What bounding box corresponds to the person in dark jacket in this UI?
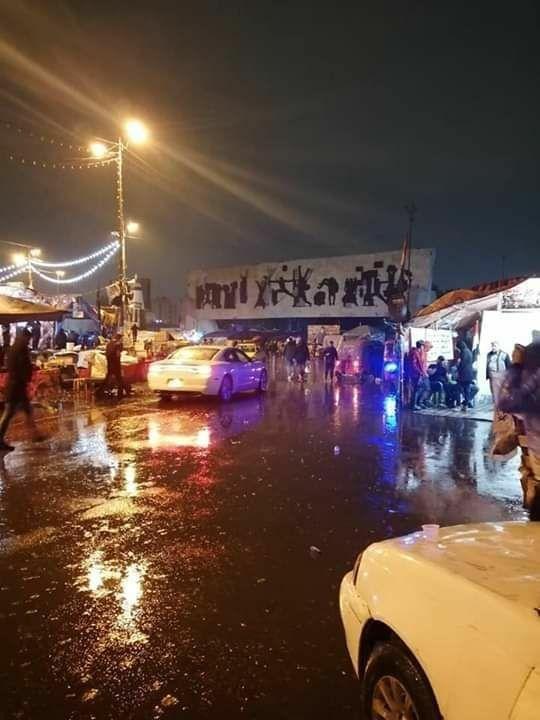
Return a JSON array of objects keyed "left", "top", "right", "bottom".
[
  {"left": 456, "top": 340, "right": 475, "bottom": 410},
  {"left": 0, "top": 324, "right": 10, "bottom": 368},
  {"left": 54, "top": 326, "right": 67, "bottom": 350},
  {"left": 283, "top": 337, "right": 296, "bottom": 381},
  {"left": 427, "top": 356, "right": 448, "bottom": 407},
  {"left": 293, "top": 337, "right": 310, "bottom": 383},
  {"left": 31, "top": 321, "right": 41, "bottom": 351},
  {"left": 322, "top": 341, "right": 338, "bottom": 383},
  {"left": 105, "top": 333, "right": 124, "bottom": 399},
  {"left": 0, "top": 328, "right": 44, "bottom": 451}
]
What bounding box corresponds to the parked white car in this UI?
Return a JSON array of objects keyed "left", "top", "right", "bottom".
[
  {"left": 147, "top": 345, "right": 268, "bottom": 401},
  {"left": 340, "top": 521, "right": 540, "bottom": 720}
]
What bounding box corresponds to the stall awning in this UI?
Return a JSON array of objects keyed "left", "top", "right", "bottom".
[
  {"left": 411, "top": 277, "right": 533, "bottom": 329},
  {"left": 0, "top": 295, "right": 65, "bottom": 323}
]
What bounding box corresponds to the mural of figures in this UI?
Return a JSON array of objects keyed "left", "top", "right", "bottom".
[{"left": 189, "top": 249, "right": 434, "bottom": 320}]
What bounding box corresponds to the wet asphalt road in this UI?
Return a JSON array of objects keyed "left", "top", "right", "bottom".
[{"left": 0, "top": 362, "right": 524, "bottom": 719}]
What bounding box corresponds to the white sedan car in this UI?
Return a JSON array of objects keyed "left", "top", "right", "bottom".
[
  {"left": 148, "top": 345, "right": 268, "bottom": 401},
  {"left": 340, "top": 521, "right": 540, "bottom": 720}
]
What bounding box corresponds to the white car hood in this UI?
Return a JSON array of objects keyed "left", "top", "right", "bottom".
[{"left": 379, "top": 521, "right": 540, "bottom": 614}]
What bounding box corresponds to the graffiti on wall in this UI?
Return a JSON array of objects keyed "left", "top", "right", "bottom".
[{"left": 188, "top": 249, "right": 434, "bottom": 319}]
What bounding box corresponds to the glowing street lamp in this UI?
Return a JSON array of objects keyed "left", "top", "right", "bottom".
[
  {"left": 89, "top": 119, "right": 149, "bottom": 328},
  {"left": 12, "top": 247, "right": 41, "bottom": 288},
  {"left": 126, "top": 221, "right": 140, "bottom": 236},
  {"left": 12, "top": 252, "right": 27, "bottom": 267},
  {"left": 124, "top": 119, "right": 149, "bottom": 145}
]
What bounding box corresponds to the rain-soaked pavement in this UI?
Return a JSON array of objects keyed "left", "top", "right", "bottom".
[{"left": 0, "top": 361, "right": 524, "bottom": 719}]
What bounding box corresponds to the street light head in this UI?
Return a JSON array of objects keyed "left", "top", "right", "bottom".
[
  {"left": 124, "top": 119, "right": 149, "bottom": 145},
  {"left": 12, "top": 252, "right": 27, "bottom": 267},
  {"left": 89, "top": 141, "right": 108, "bottom": 159},
  {"left": 29, "top": 247, "right": 41, "bottom": 258},
  {"left": 126, "top": 221, "right": 140, "bottom": 235},
  {"left": 56, "top": 270, "right": 65, "bottom": 278}
]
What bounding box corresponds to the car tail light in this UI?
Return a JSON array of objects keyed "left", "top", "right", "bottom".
[{"left": 196, "top": 364, "right": 212, "bottom": 378}]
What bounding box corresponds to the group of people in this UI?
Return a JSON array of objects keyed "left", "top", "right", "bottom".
[
  {"left": 409, "top": 339, "right": 512, "bottom": 412},
  {"left": 408, "top": 339, "right": 483, "bottom": 411},
  {"left": 283, "top": 337, "right": 311, "bottom": 382},
  {"left": 282, "top": 336, "right": 339, "bottom": 383}
]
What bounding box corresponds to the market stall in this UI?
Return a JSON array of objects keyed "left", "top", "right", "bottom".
[
  {"left": 0, "top": 294, "right": 66, "bottom": 401},
  {"left": 409, "top": 277, "right": 540, "bottom": 398}
]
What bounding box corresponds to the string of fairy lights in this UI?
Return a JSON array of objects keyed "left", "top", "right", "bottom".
[
  {"left": 1, "top": 120, "right": 117, "bottom": 170},
  {"left": 0, "top": 121, "right": 122, "bottom": 289},
  {"left": 0, "top": 240, "right": 120, "bottom": 286}
]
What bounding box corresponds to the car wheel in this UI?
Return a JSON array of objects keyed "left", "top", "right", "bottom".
[
  {"left": 218, "top": 375, "right": 233, "bottom": 402},
  {"left": 362, "top": 641, "right": 440, "bottom": 720},
  {"left": 258, "top": 369, "right": 268, "bottom": 393}
]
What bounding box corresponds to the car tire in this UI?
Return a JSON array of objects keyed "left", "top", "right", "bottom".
[
  {"left": 258, "top": 369, "right": 268, "bottom": 393},
  {"left": 218, "top": 375, "right": 233, "bottom": 402},
  {"left": 362, "top": 641, "right": 440, "bottom": 720}
]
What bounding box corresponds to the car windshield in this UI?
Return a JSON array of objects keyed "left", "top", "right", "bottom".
[{"left": 169, "top": 346, "right": 218, "bottom": 362}]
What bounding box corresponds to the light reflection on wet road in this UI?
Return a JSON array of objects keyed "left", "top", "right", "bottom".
[{"left": 0, "top": 372, "right": 524, "bottom": 719}]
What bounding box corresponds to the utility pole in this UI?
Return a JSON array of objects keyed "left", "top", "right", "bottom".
[
  {"left": 404, "top": 202, "right": 417, "bottom": 318},
  {"left": 116, "top": 137, "right": 127, "bottom": 329}
]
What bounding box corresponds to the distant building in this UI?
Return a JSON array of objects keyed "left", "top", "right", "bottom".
[{"left": 152, "top": 296, "right": 181, "bottom": 327}]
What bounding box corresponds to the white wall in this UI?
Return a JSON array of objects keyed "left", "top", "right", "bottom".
[{"left": 478, "top": 309, "right": 540, "bottom": 395}]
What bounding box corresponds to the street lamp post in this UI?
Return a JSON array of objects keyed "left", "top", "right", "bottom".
[
  {"left": 89, "top": 119, "right": 148, "bottom": 329},
  {"left": 11, "top": 246, "right": 41, "bottom": 290},
  {"left": 55, "top": 269, "right": 65, "bottom": 295}
]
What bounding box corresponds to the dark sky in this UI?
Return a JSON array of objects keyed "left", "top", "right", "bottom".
[{"left": 0, "top": 0, "right": 539, "bottom": 298}]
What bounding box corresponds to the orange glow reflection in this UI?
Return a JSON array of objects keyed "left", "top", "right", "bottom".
[
  {"left": 148, "top": 419, "right": 211, "bottom": 449},
  {"left": 87, "top": 550, "right": 104, "bottom": 592},
  {"left": 120, "top": 562, "right": 144, "bottom": 624},
  {"left": 123, "top": 464, "right": 138, "bottom": 496}
]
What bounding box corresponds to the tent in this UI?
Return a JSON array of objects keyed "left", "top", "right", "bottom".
[{"left": 0, "top": 295, "right": 65, "bottom": 324}]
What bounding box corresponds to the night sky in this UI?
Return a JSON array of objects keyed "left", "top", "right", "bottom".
[{"left": 0, "top": 1, "right": 539, "bottom": 299}]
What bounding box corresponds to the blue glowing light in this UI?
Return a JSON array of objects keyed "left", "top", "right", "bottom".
[
  {"left": 383, "top": 395, "right": 398, "bottom": 431},
  {"left": 384, "top": 361, "right": 398, "bottom": 373}
]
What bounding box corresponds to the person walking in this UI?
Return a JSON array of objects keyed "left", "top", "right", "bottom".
[
  {"left": 456, "top": 340, "right": 475, "bottom": 410},
  {"left": 31, "top": 321, "right": 41, "bottom": 351},
  {"left": 131, "top": 323, "right": 139, "bottom": 345},
  {"left": 283, "top": 337, "right": 296, "bottom": 381},
  {"left": 0, "top": 324, "right": 10, "bottom": 368},
  {"left": 486, "top": 341, "right": 510, "bottom": 400},
  {"left": 54, "top": 326, "right": 67, "bottom": 350},
  {"left": 498, "top": 342, "right": 540, "bottom": 517},
  {"left": 0, "top": 328, "right": 45, "bottom": 451},
  {"left": 293, "top": 337, "right": 310, "bottom": 383},
  {"left": 105, "top": 333, "right": 124, "bottom": 399},
  {"left": 322, "top": 340, "right": 338, "bottom": 383}
]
